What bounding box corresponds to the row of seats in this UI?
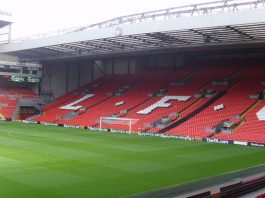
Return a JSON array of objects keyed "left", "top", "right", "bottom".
[
  {"left": 38, "top": 62, "right": 234, "bottom": 130},
  {"left": 167, "top": 62, "right": 265, "bottom": 141},
  {"left": 35, "top": 59, "right": 265, "bottom": 143},
  {"left": 0, "top": 86, "right": 37, "bottom": 119},
  {"left": 38, "top": 72, "right": 154, "bottom": 123},
  {"left": 57, "top": 66, "right": 199, "bottom": 129}
]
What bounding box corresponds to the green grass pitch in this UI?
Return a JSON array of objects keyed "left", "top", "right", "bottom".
[{"left": 0, "top": 122, "right": 265, "bottom": 198}]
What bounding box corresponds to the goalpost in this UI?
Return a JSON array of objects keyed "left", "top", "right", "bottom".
[{"left": 99, "top": 117, "right": 138, "bottom": 133}]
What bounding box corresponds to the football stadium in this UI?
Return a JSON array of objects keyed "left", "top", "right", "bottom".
[{"left": 0, "top": 0, "right": 265, "bottom": 197}]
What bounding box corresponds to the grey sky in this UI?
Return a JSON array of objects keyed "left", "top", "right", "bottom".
[{"left": 1, "top": 0, "right": 208, "bottom": 38}]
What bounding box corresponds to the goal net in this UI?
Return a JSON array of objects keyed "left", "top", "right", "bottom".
[{"left": 99, "top": 117, "right": 138, "bottom": 133}]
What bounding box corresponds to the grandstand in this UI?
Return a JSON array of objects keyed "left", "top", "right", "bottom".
[{"left": 0, "top": 0, "right": 265, "bottom": 197}]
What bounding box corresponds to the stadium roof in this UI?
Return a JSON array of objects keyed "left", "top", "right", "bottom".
[
  {"left": 0, "top": 10, "right": 13, "bottom": 28},
  {"left": 0, "top": 0, "right": 265, "bottom": 62}
]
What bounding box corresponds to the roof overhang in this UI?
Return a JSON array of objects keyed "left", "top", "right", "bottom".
[
  {"left": 0, "top": 11, "right": 13, "bottom": 28},
  {"left": 0, "top": 1, "right": 265, "bottom": 61}
]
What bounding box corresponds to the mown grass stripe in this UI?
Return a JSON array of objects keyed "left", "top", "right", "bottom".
[{"left": 0, "top": 122, "right": 264, "bottom": 198}]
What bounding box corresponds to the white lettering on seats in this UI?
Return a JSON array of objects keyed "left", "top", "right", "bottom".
[
  {"left": 115, "top": 101, "right": 124, "bottom": 106},
  {"left": 214, "top": 104, "right": 224, "bottom": 111},
  {"left": 137, "top": 96, "right": 191, "bottom": 115},
  {"left": 60, "top": 94, "right": 95, "bottom": 110},
  {"left": 256, "top": 106, "right": 265, "bottom": 121}
]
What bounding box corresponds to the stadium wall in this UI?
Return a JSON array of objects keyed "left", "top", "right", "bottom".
[
  {"left": 42, "top": 60, "right": 94, "bottom": 98},
  {"left": 39, "top": 51, "right": 265, "bottom": 99},
  {"left": 79, "top": 60, "right": 93, "bottom": 87},
  {"left": 105, "top": 59, "right": 137, "bottom": 74},
  {"left": 41, "top": 55, "right": 184, "bottom": 98}
]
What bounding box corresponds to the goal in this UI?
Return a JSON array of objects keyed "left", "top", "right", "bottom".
[{"left": 99, "top": 117, "right": 138, "bottom": 133}]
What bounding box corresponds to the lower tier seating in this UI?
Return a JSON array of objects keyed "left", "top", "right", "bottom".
[
  {"left": 35, "top": 60, "right": 265, "bottom": 143},
  {"left": 0, "top": 87, "right": 37, "bottom": 119}
]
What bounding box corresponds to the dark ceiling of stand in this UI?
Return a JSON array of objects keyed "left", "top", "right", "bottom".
[{"left": 7, "top": 23, "right": 265, "bottom": 62}]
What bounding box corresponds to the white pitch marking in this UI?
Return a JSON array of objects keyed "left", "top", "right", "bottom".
[{"left": 7, "top": 132, "right": 18, "bottom": 137}]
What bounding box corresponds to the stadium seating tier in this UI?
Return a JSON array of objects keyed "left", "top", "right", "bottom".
[{"left": 34, "top": 60, "right": 265, "bottom": 143}]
